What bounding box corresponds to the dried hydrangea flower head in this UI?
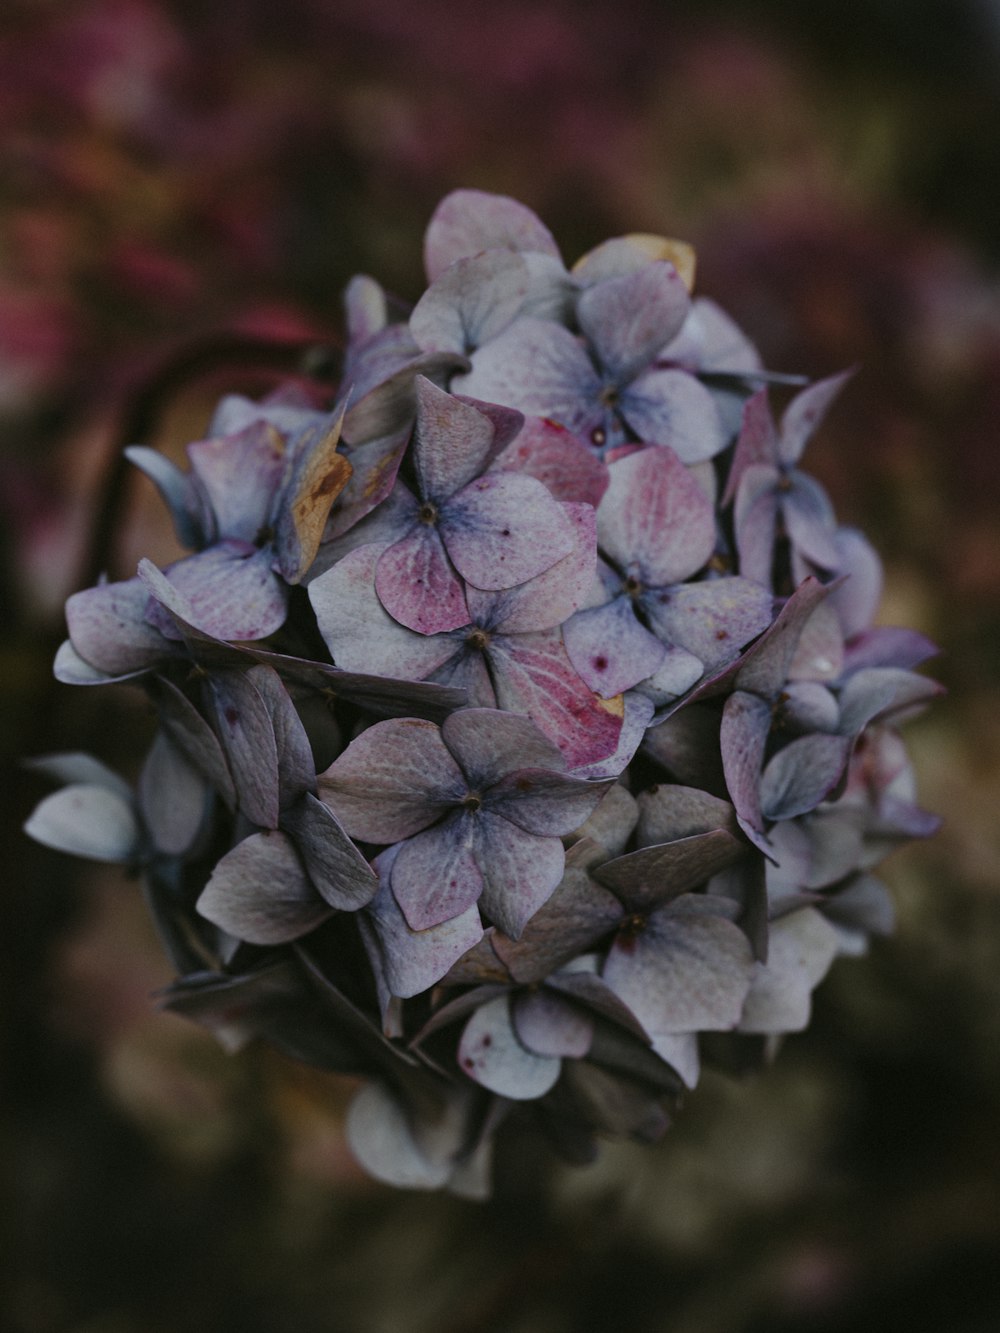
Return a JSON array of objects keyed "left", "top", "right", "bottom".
[{"left": 25, "top": 189, "right": 940, "bottom": 1197}]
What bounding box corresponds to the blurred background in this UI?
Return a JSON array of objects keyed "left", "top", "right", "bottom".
[{"left": 2, "top": 1, "right": 999, "bottom": 1329}]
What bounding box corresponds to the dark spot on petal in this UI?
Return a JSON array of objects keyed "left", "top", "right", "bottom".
[
  {"left": 716, "top": 629, "right": 729, "bottom": 640},
  {"left": 481, "top": 1034, "right": 492, "bottom": 1047},
  {"left": 593, "top": 655, "right": 608, "bottom": 672},
  {"left": 224, "top": 707, "right": 239, "bottom": 726},
  {"left": 463, "top": 1057, "right": 475, "bottom": 1070},
  {"left": 501, "top": 528, "right": 511, "bottom": 537},
  {"left": 515, "top": 777, "right": 533, "bottom": 792}
]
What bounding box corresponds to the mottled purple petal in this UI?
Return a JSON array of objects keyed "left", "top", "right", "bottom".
[
  {"left": 734, "top": 464, "right": 779, "bottom": 587},
  {"left": 412, "top": 377, "right": 501, "bottom": 500},
  {"left": 720, "top": 689, "right": 773, "bottom": 854},
  {"left": 643, "top": 577, "right": 774, "bottom": 671},
  {"left": 735, "top": 577, "right": 828, "bottom": 698},
  {"left": 571, "top": 692, "right": 654, "bottom": 780},
  {"left": 619, "top": 369, "right": 727, "bottom": 463},
  {"left": 443, "top": 471, "right": 575, "bottom": 591},
  {"left": 143, "top": 544, "right": 288, "bottom": 642},
  {"left": 598, "top": 446, "right": 715, "bottom": 587},
  {"left": 423, "top": 189, "right": 561, "bottom": 283},
  {"left": 197, "top": 830, "right": 331, "bottom": 945},
  {"left": 489, "top": 630, "right": 626, "bottom": 768},
  {"left": 318, "top": 717, "right": 464, "bottom": 843},
  {"left": 841, "top": 626, "right": 938, "bottom": 674},
  {"left": 760, "top": 734, "right": 851, "bottom": 821},
  {"left": 564, "top": 596, "right": 666, "bottom": 697},
  {"left": 577, "top": 262, "right": 689, "bottom": 384},
  {"left": 828, "top": 528, "right": 883, "bottom": 639},
  {"left": 440, "top": 706, "right": 564, "bottom": 785},
  {"left": 375, "top": 523, "right": 469, "bottom": 634},
  {"left": 633, "top": 645, "right": 705, "bottom": 706},
  {"left": 458, "top": 995, "right": 561, "bottom": 1099},
  {"left": 186, "top": 421, "right": 285, "bottom": 542},
  {"left": 738, "top": 907, "right": 838, "bottom": 1033},
  {"left": 838, "top": 667, "right": 942, "bottom": 736},
  {"left": 780, "top": 681, "right": 841, "bottom": 733},
  {"left": 487, "top": 769, "right": 611, "bottom": 838},
  {"left": 145, "top": 676, "right": 236, "bottom": 808},
  {"left": 512, "top": 989, "right": 594, "bottom": 1058},
  {"left": 205, "top": 668, "right": 280, "bottom": 828},
  {"left": 468, "top": 502, "right": 596, "bottom": 633},
  {"left": 322, "top": 427, "right": 409, "bottom": 543},
  {"left": 490, "top": 415, "right": 609, "bottom": 507},
  {"left": 635, "top": 785, "right": 738, "bottom": 846},
  {"left": 787, "top": 599, "right": 844, "bottom": 682},
  {"left": 309, "top": 544, "right": 459, "bottom": 679},
  {"left": 125, "top": 445, "right": 209, "bottom": 548}
]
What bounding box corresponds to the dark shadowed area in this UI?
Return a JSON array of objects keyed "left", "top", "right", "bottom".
[{"left": 2, "top": 2, "right": 999, "bottom": 1330}]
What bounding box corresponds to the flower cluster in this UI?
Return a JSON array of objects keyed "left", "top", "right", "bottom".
[{"left": 25, "top": 190, "right": 940, "bottom": 1196}]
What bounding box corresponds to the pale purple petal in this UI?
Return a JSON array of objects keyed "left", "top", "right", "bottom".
[
  {"left": 661, "top": 296, "right": 763, "bottom": 375},
  {"left": 53, "top": 639, "right": 148, "bottom": 685},
  {"left": 345, "top": 1081, "right": 452, "bottom": 1190},
  {"left": 488, "top": 629, "right": 626, "bottom": 768},
  {"left": 563, "top": 596, "right": 666, "bottom": 698},
  {"left": 66, "top": 578, "right": 172, "bottom": 674},
  {"left": 246, "top": 664, "right": 315, "bottom": 807},
  {"left": 837, "top": 667, "right": 943, "bottom": 737},
  {"left": 577, "top": 262, "right": 689, "bottom": 384},
  {"left": 487, "top": 769, "right": 611, "bottom": 837},
  {"left": 512, "top": 989, "right": 594, "bottom": 1058},
  {"left": 476, "top": 811, "right": 566, "bottom": 938},
  {"left": 598, "top": 446, "right": 716, "bottom": 587},
  {"left": 390, "top": 813, "right": 482, "bottom": 931},
  {"left": 442, "top": 471, "right": 576, "bottom": 590},
  {"left": 778, "top": 368, "right": 854, "bottom": 466},
  {"left": 283, "top": 793, "right": 378, "bottom": 911},
  {"left": 759, "top": 734, "right": 851, "bottom": 821},
  {"left": 428, "top": 644, "right": 496, "bottom": 706},
  {"left": 619, "top": 369, "right": 727, "bottom": 463},
  {"left": 738, "top": 907, "right": 839, "bottom": 1033},
  {"left": 468, "top": 502, "right": 596, "bottom": 633},
  {"left": 186, "top": 421, "right": 285, "bottom": 542},
  {"left": 457, "top": 995, "right": 561, "bottom": 1099},
  {"left": 828, "top": 528, "right": 883, "bottom": 639},
  {"left": 145, "top": 676, "right": 236, "bottom": 808},
  {"left": 642, "top": 703, "right": 727, "bottom": 794},
  {"left": 423, "top": 189, "right": 561, "bottom": 283},
  {"left": 780, "top": 681, "right": 841, "bottom": 733},
  {"left": 144, "top": 544, "right": 288, "bottom": 642},
  {"left": 342, "top": 345, "right": 468, "bottom": 446},
  {"left": 410, "top": 249, "right": 530, "bottom": 354},
  {"left": 787, "top": 599, "right": 844, "bottom": 682},
  {"left": 720, "top": 689, "right": 773, "bottom": 853},
  {"left": 570, "top": 784, "right": 639, "bottom": 855},
  {"left": 375, "top": 524, "right": 470, "bottom": 634},
  {"left": 196, "top": 830, "right": 331, "bottom": 945},
  {"left": 632, "top": 645, "right": 704, "bottom": 706},
  {"left": 453, "top": 318, "right": 602, "bottom": 437},
  {"left": 635, "top": 785, "right": 738, "bottom": 846},
  {"left": 734, "top": 577, "right": 829, "bottom": 698},
  {"left": 318, "top": 717, "right": 464, "bottom": 843},
  {"left": 603, "top": 908, "right": 754, "bottom": 1034},
  {"left": 125, "top": 445, "right": 209, "bottom": 548},
  {"left": 648, "top": 1033, "right": 700, "bottom": 1088},
  {"left": 642, "top": 577, "right": 774, "bottom": 672},
  {"left": 25, "top": 784, "right": 140, "bottom": 863},
  {"left": 309, "top": 544, "right": 459, "bottom": 679},
  {"left": 841, "top": 626, "right": 938, "bottom": 674},
  {"left": 782, "top": 472, "right": 840, "bottom": 570}
]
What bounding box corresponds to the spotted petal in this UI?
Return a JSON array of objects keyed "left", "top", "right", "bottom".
[{"left": 457, "top": 995, "right": 561, "bottom": 1099}]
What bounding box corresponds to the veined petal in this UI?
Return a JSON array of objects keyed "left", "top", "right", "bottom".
[
  {"left": 196, "top": 830, "right": 331, "bottom": 945},
  {"left": 475, "top": 812, "right": 565, "bottom": 939},
  {"left": 577, "top": 262, "right": 689, "bottom": 384},
  {"left": 375, "top": 524, "right": 469, "bottom": 635},
  {"left": 410, "top": 249, "right": 531, "bottom": 354},
  {"left": 390, "top": 813, "right": 483, "bottom": 931},
  {"left": 487, "top": 769, "right": 610, "bottom": 838},
  {"left": 412, "top": 376, "right": 500, "bottom": 500},
  {"left": 619, "top": 369, "right": 727, "bottom": 463},
  {"left": 143, "top": 543, "right": 288, "bottom": 642},
  {"left": 440, "top": 706, "right": 564, "bottom": 786},
  {"left": 453, "top": 318, "right": 603, "bottom": 437},
  {"left": 720, "top": 690, "right": 773, "bottom": 854},
  {"left": 273, "top": 405, "right": 352, "bottom": 583},
  {"left": 186, "top": 421, "right": 285, "bottom": 542},
  {"left": 721, "top": 388, "right": 778, "bottom": 506},
  {"left": 66, "top": 578, "right": 172, "bottom": 675},
  {"left": 488, "top": 630, "right": 626, "bottom": 769},
  {"left": 734, "top": 464, "right": 780, "bottom": 588},
  {"left": 782, "top": 472, "right": 840, "bottom": 570},
  {"left": 642, "top": 577, "right": 774, "bottom": 672},
  {"left": 598, "top": 446, "right": 715, "bottom": 586},
  {"left": 490, "top": 415, "right": 609, "bottom": 507},
  {"left": 283, "top": 792, "right": 377, "bottom": 912},
  {"left": 309, "top": 544, "right": 460, "bottom": 679},
  {"left": 760, "top": 734, "right": 852, "bottom": 821},
  {"left": 443, "top": 471, "right": 576, "bottom": 590}
]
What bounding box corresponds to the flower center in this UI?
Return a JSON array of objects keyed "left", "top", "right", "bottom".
[
  {"left": 624, "top": 574, "right": 643, "bottom": 598},
  {"left": 465, "top": 628, "right": 491, "bottom": 651},
  {"left": 418, "top": 501, "right": 438, "bottom": 525},
  {"left": 462, "top": 793, "right": 482, "bottom": 813}
]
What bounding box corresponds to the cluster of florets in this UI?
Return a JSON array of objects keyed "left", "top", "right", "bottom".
[{"left": 26, "top": 191, "right": 940, "bottom": 1196}]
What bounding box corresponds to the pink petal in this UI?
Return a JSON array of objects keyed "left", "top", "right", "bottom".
[
  {"left": 577, "top": 262, "right": 690, "bottom": 384},
  {"left": 375, "top": 524, "right": 470, "bottom": 634}
]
